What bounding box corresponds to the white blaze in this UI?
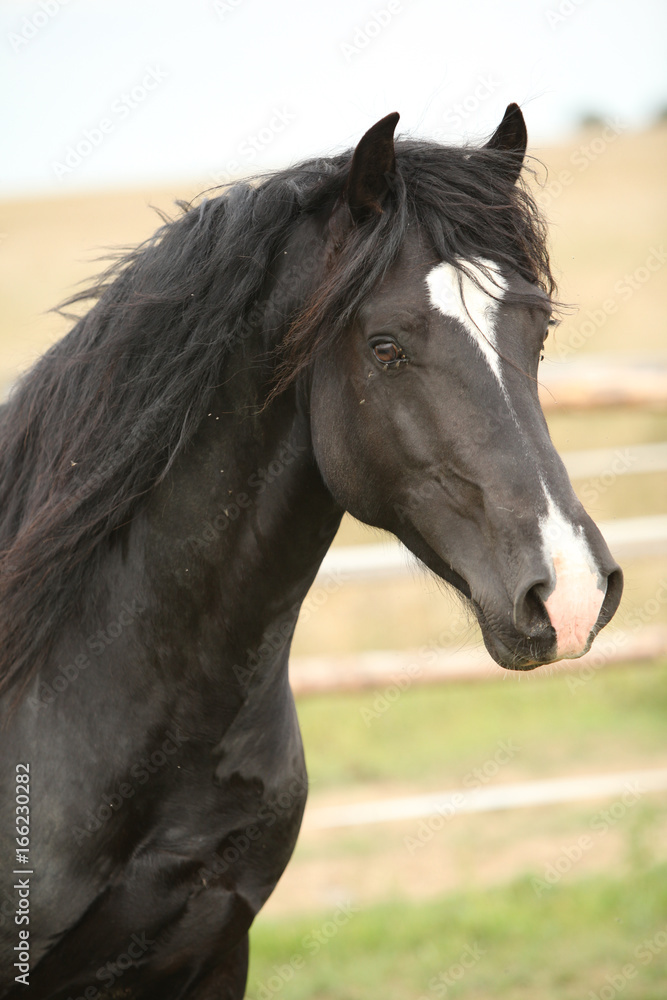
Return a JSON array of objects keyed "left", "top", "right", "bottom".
[
  {"left": 427, "top": 259, "right": 606, "bottom": 660},
  {"left": 538, "top": 491, "right": 606, "bottom": 659},
  {"left": 425, "top": 259, "right": 508, "bottom": 388}
]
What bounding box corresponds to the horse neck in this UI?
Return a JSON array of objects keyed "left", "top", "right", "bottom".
[{"left": 139, "top": 360, "right": 343, "bottom": 675}]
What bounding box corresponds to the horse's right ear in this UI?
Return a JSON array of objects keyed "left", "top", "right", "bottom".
[{"left": 329, "top": 112, "right": 400, "bottom": 241}]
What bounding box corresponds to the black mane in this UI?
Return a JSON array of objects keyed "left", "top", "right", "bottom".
[{"left": 0, "top": 137, "right": 554, "bottom": 696}]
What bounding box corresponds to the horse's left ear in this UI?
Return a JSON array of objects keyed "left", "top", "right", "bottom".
[
  {"left": 334, "top": 112, "right": 400, "bottom": 234},
  {"left": 484, "top": 103, "right": 527, "bottom": 184}
]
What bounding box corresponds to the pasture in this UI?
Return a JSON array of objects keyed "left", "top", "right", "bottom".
[{"left": 247, "top": 657, "right": 667, "bottom": 995}]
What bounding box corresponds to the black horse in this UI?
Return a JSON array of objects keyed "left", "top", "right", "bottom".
[{"left": 0, "top": 106, "right": 622, "bottom": 998}]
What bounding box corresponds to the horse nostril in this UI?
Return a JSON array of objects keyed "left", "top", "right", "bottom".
[
  {"left": 515, "top": 561, "right": 620, "bottom": 663},
  {"left": 513, "top": 580, "right": 554, "bottom": 640},
  {"left": 595, "top": 566, "right": 624, "bottom": 632}
]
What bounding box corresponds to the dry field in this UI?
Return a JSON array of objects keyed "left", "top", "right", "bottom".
[{"left": 1, "top": 121, "right": 666, "bottom": 387}]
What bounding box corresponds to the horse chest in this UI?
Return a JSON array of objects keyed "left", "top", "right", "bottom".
[{"left": 158, "top": 676, "right": 308, "bottom": 912}]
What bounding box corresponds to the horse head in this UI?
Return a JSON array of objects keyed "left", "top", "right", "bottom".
[{"left": 303, "top": 107, "right": 622, "bottom": 669}]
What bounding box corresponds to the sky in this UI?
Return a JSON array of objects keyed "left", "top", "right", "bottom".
[{"left": 1, "top": 0, "right": 666, "bottom": 198}]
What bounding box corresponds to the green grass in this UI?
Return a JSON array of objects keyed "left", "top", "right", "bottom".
[
  {"left": 248, "top": 863, "right": 667, "bottom": 999},
  {"left": 297, "top": 659, "right": 667, "bottom": 793}
]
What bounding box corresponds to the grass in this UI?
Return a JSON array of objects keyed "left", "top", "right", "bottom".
[
  {"left": 296, "top": 659, "right": 667, "bottom": 793},
  {"left": 272, "top": 659, "right": 667, "bottom": 924},
  {"left": 248, "top": 863, "right": 667, "bottom": 999}
]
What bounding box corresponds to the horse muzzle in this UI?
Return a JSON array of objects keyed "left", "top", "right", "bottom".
[{"left": 475, "top": 561, "right": 624, "bottom": 671}]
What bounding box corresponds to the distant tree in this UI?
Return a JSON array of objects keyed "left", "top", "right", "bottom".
[{"left": 579, "top": 112, "right": 606, "bottom": 129}]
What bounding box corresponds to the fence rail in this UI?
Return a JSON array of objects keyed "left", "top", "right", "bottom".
[
  {"left": 539, "top": 356, "right": 667, "bottom": 409},
  {"left": 302, "top": 767, "right": 667, "bottom": 831},
  {"left": 289, "top": 624, "right": 667, "bottom": 696}
]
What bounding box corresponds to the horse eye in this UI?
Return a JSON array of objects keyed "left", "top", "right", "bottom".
[{"left": 372, "top": 341, "right": 402, "bottom": 365}]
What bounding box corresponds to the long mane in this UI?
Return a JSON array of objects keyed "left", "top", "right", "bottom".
[{"left": 0, "top": 136, "right": 554, "bottom": 697}]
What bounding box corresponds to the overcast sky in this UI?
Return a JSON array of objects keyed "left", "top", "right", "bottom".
[{"left": 1, "top": 0, "right": 666, "bottom": 197}]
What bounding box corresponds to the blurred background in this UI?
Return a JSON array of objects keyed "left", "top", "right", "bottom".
[{"left": 2, "top": 1, "right": 666, "bottom": 996}]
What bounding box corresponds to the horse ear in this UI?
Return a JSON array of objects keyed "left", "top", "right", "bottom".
[
  {"left": 339, "top": 112, "right": 400, "bottom": 225},
  {"left": 484, "top": 103, "right": 527, "bottom": 184}
]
